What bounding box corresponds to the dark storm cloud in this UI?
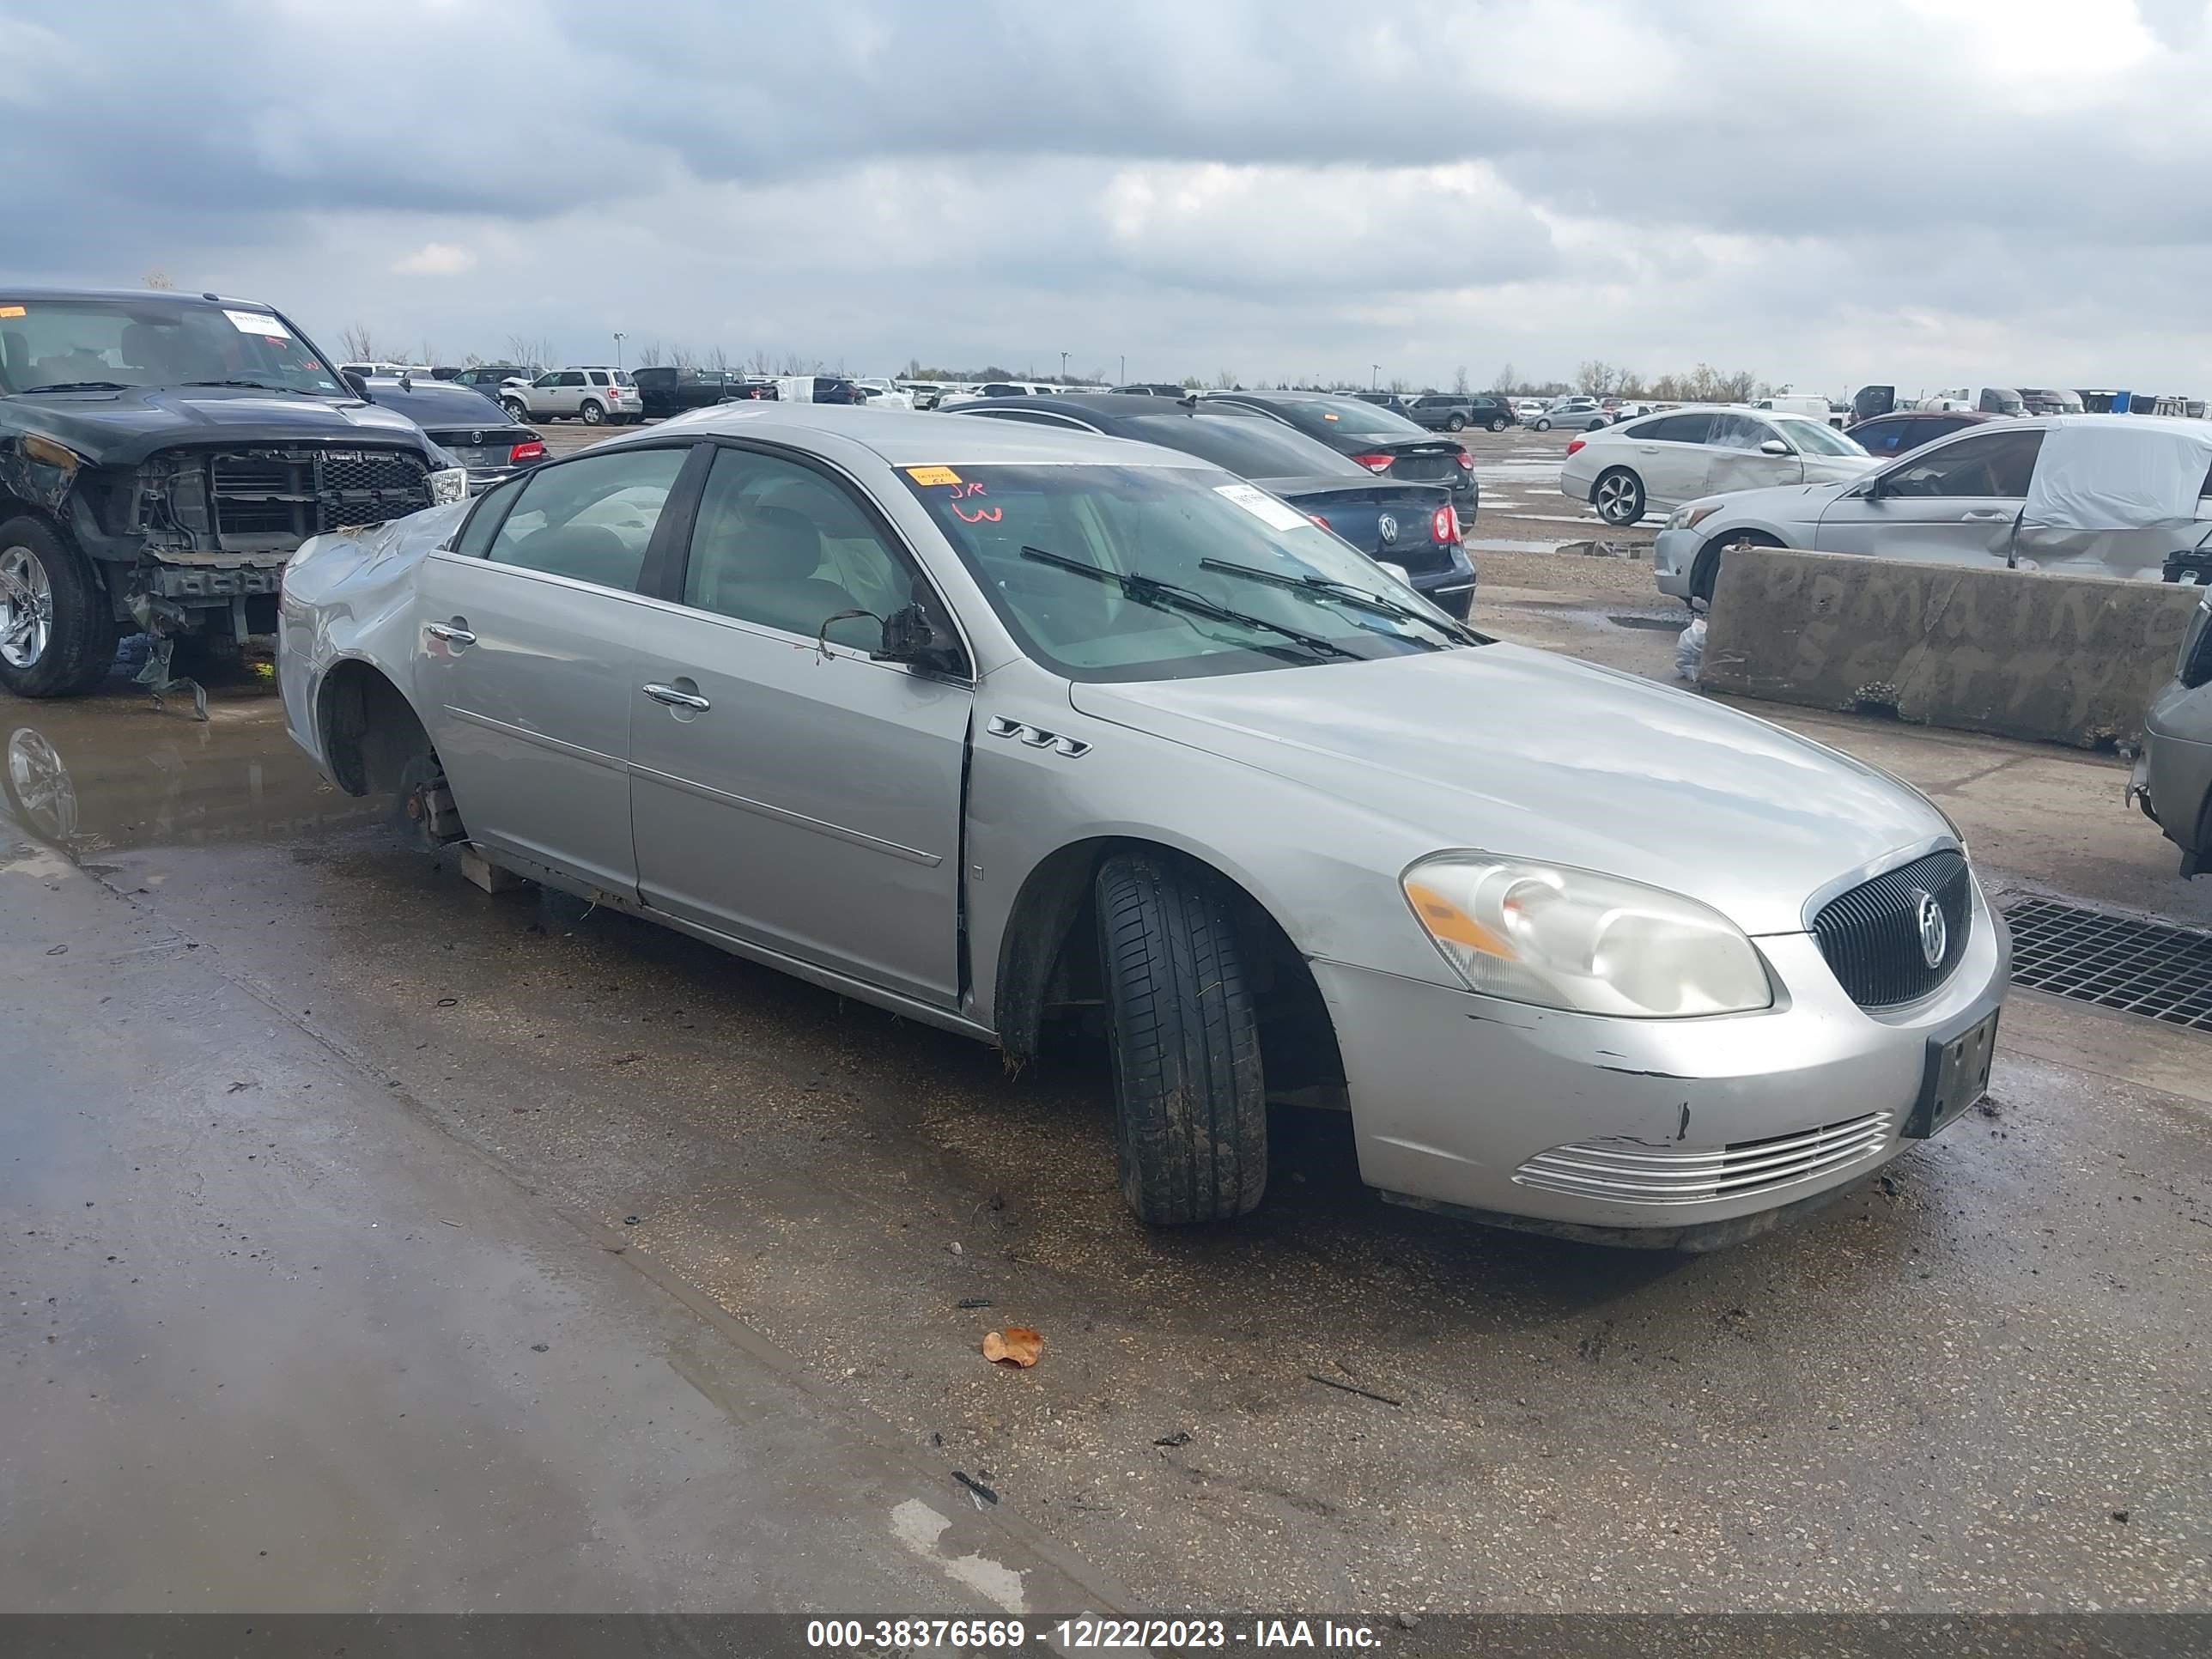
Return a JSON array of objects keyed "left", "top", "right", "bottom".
[{"left": 3, "top": 0, "right": 2209, "bottom": 386}]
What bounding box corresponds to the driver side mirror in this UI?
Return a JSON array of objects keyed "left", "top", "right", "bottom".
[
  {"left": 342, "top": 369, "right": 370, "bottom": 399},
  {"left": 1758, "top": 438, "right": 1790, "bottom": 456},
  {"left": 872, "top": 602, "right": 968, "bottom": 678}
]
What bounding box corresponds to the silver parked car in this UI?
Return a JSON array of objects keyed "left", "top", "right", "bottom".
[
  {"left": 1655, "top": 414, "right": 2212, "bottom": 605},
  {"left": 1560, "top": 407, "right": 1874, "bottom": 527},
  {"left": 2132, "top": 584, "right": 2212, "bottom": 877},
  {"left": 277, "top": 406, "right": 2006, "bottom": 1247},
  {"left": 501, "top": 366, "right": 643, "bottom": 426}
]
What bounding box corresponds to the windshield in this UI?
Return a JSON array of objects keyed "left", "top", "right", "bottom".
[
  {"left": 1261, "top": 396, "right": 1426, "bottom": 442},
  {"left": 1777, "top": 418, "right": 1867, "bottom": 458},
  {"left": 1120, "top": 413, "right": 1364, "bottom": 479},
  {"left": 901, "top": 463, "right": 1473, "bottom": 683},
  {"left": 0, "top": 297, "right": 343, "bottom": 395}
]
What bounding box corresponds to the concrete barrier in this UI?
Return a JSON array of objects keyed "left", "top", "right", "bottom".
[{"left": 1699, "top": 548, "right": 2203, "bottom": 749}]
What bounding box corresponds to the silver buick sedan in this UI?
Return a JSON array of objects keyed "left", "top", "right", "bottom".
[{"left": 278, "top": 405, "right": 2006, "bottom": 1249}]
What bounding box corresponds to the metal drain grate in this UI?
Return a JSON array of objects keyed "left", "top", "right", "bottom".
[{"left": 2003, "top": 896, "right": 2212, "bottom": 1031}]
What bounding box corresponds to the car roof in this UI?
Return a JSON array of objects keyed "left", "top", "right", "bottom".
[
  {"left": 621, "top": 402, "right": 1220, "bottom": 469},
  {"left": 954, "top": 392, "right": 1231, "bottom": 420},
  {"left": 0, "top": 286, "right": 282, "bottom": 309}
]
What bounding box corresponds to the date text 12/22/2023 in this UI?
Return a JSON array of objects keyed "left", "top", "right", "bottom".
[{"left": 803, "top": 1618, "right": 1387, "bottom": 1650}]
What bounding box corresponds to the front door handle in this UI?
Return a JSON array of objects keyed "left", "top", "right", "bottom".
[
  {"left": 425, "top": 620, "right": 476, "bottom": 645},
  {"left": 1960, "top": 509, "right": 2013, "bottom": 523},
  {"left": 643, "top": 682, "right": 711, "bottom": 711}
]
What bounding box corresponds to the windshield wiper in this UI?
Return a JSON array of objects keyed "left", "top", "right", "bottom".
[
  {"left": 1018, "top": 545, "right": 1354, "bottom": 660},
  {"left": 179, "top": 380, "right": 318, "bottom": 395},
  {"left": 1199, "top": 557, "right": 1481, "bottom": 645},
  {"left": 15, "top": 380, "right": 131, "bottom": 393}
]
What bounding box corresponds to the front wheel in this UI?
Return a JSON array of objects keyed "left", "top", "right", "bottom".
[
  {"left": 1692, "top": 532, "right": 1783, "bottom": 605},
  {"left": 1487, "top": 416, "right": 1507, "bottom": 432},
  {"left": 1095, "top": 849, "right": 1267, "bottom": 1225},
  {"left": 500, "top": 398, "right": 528, "bottom": 421},
  {"left": 0, "top": 518, "right": 118, "bottom": 700},
  {"left": 1593, "top": 468, "right": 1646, "bottom": 527}
]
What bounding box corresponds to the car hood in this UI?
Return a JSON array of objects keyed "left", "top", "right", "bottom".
[
  {"left": 5, "top": 384, "right": 436, "bottom": 467},
  {"left": 1067, "top": 643, "right": 1950, "bottom": 934}
]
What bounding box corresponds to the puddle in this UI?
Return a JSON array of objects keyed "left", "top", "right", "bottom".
[
  {"left": 0, "top": 688, "right": 385, "bottom": 860},
  {"left": 1463, "top": 535, "right": 1572, "bottom": 554}
]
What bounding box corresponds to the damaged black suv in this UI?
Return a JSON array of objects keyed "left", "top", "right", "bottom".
[{"left": 0, "top": 289, "right": 465, "bottom": 701}]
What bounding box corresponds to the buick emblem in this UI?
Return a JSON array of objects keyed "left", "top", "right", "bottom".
[
  {"left": 1912, "top": 890, "right": 1947, "bottom": 969},
  {"left": 1376, "top": 514, "right": 1399, "bottom": 544}
]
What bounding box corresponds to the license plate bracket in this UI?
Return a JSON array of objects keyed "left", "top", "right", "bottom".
[{"left": 1905, "top": 1006, "right": 1999, "bottom": 1139}]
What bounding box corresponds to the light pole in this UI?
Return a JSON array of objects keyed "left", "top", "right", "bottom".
[
  {"left": 613, "top": 331, "right": 626, "bottom": 369},
  {"left": 1371, "top": 364, "right": 1381, "bottom": 389},
  {"left": 1060, "top": 350, "right": 1069, "bottom": 384},
  {"left": 1119, "top": 354, "right": 1126, "bottom": 383}
]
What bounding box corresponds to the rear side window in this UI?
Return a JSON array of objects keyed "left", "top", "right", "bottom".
[
  {"left": 486, "top": 446, "right": 690, "bottom": 589},
  {"left": 587, "top": 370, "right": 611, "bottom": 386},
  {"left": 1638, "top": 412, "right": 1714, "bottom": 444}
]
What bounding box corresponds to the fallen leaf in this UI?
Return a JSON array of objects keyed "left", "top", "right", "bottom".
[{"left": 981, "top": 1326, "right": 1042, "bottom": 1368}]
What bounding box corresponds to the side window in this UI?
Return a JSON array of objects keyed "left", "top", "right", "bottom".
[
  {"left": 451, "top": 473, "right": 526, "bottom": 556},
  {"left": 587, "top": 370, "right": 610, "bottom": 386},
  {"left": 560, "top": 371, "right": 586, "bottom": 387},
  {"left": 1706, "top": 413, "right": 1768, "bottom": 450},
  {"left": 532, "top": 373, "right": 556, "bottom": 387},
  {"left": 1641, "top": 412, "right": 1713, "bottom": 445},
  {"left": 1855, "top": 422, "right": 1903, "bottom": 456},
  {"left": 1884, "top": 429, "right": 2045, "bottom": 499},
  {"left": 485, "top": 447, "right": 690, "bottom": 589},
  {"left": 681, "top": 447, "right": 918, "bottom": 650}
]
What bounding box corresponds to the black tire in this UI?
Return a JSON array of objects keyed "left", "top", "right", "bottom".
[
  {"left": 1095, "top": 849, "right": 1267, "bottom": 1225},
  {"left": 1487, "top": 416, "right": 1507, "bottom": 432},
  {"left": 580, "top": 400, "right": 605, "bottom": 426},
  {"left": 1532, "top": 417, "right": 1552, "bottom": 432},
  {"left": 1692, "top": 532, "right": 1782, "bottom": 605},
  {"left": 500, "top": 398, "right": 528, "bottom": 421},
  {"left": 1593, "top": 468, "right": 1646, "bottom": 527},
  {"left": 1444, "top": 414, "right": 1467, "bottom": 432},
  {"left": 1587, "top": 416, "right": 1610, "bottom": 432},
  {"left": 0, "top": 516, "right": 118, "bottom": 701}
]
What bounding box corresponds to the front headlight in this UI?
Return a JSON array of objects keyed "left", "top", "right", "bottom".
[
  {"left": 1666, "top": 501, "right": 1724, "bottom": 532},
  {"left": 428, "top": 465, "right": 470, "bottom": 505},
  {"left": 1401, "top": 854, "right": 1772, "bottom": 1018}
]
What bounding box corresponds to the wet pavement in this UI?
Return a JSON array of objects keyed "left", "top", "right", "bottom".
[
  {"left": 7, "top": 618, "right": 2211, "bottom": 1615},
  {"left": 0, "top": 721, "right": 1127, "bottom": 1614}
]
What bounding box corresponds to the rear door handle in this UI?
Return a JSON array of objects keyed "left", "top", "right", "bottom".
[
  {"left": 425, "top": 621, "right": 476, "bottom": 645},
  {"left": 643, "top": 683, "right": 711, "bottom": 711}
]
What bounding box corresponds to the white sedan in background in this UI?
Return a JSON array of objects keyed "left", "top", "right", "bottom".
[{"left": 1559, "top": 406, "right": 1875, "bottom": 528}]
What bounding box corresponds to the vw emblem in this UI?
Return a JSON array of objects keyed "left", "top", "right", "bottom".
[
  {"left": 1376, "top": 514, "right": 1399, "bottom": 544},
  {"left": 1911, "top": 890, "right": 1947, "bottom": 969}
]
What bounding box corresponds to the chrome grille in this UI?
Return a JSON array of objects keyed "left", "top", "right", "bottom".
[
  {"left": 1812, "top": 850, "right": 1972, "bottom": 1009},
  {"left": 1513, "top": 1112, "right": 1893, "bottom": 1205}
]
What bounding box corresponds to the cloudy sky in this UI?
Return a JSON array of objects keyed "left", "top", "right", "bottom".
[{"left": 6, "top": 0, "right": 2211, "bottom": 396}]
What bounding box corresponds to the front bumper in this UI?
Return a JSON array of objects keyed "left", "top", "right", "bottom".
[
  {"left": 1652, "top": 525, "right": 1704, "bottom": 599},
  {"left": 1312, "top": 876, "right": 2010, "bottom": 1245}
]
